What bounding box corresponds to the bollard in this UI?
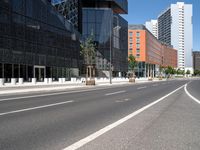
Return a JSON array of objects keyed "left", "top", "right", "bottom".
[
  {"left": 0, "top": 78, "right": 4, "bottom": 86},
  {"left": 18, "top": 78, "right": 23, "bottom": 85},
  {"left": 44, "top": 78, "right": 48, "bottom": 84},
  {"left": 11, "top": 78, "right": 16, "bottom": 85},
  {"left": 32, "top": 78, "right": 36, "bottom": 84}
]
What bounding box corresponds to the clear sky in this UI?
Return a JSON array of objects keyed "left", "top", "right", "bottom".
[{"left": 122, "top": 0, "right": 200, "bottom": 51}]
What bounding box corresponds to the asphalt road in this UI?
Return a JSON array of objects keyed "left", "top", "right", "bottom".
[{"left": 0, "top": 79, "right": 199, "bottom": 150}]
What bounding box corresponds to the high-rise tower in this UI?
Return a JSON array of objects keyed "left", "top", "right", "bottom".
[{"left": 158, "top": 2, "right": 193, "bottom": 72}]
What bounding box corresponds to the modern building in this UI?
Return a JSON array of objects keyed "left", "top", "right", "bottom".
[
  {"left": 0, "top": 0, "right": 80, "bottom": 82},
  {"left": 145, "top": 20, "right": 158, "bottom": 38},
  {"left": 51, "top": 0, "right": 82, "bottom": 32},
  {"left": 128, "top": 25, "right": 177, "bottom": 77},
  {"left": 193, "top": 51, "right": 200, "bottom": 71},
  {"left": 81, "top": 0, "right": 128, "bottom": 77},
  {"left": 158, "top": 2, "right": 193, "bottom": 73}
]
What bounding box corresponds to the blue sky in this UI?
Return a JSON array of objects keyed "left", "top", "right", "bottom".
[{"left": 122, "top": 0, "right": 200, "bottom": 51}]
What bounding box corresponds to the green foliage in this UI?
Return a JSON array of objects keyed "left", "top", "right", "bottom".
[
  {"left": 165, "top": 66, "right": 174, "bottom": 75},
  {"left": 194, "top": 70, "right": 200, "bottom": 76},
  {"left": 80, "top": 35, "right": 96, "bottom": 65},
  {"left": 176, "top": 68, "right": 184, "bottom": 75},
  {"left": 186, "top": 70, "right": 191, "bottom": 75},
  {"left": 128, "top": 54, "right": 137, "bottom": 72},
  {"left": 128, "top": 54, "right": 137, "bottom": 78}
]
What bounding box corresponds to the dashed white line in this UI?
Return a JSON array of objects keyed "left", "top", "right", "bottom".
[
  {"left": 115, "top": 99, "right": 130, "bottom": 103},
  {"left": 62, "top": 84, "right": 186, "bottom": 150},
  {"left": 184, "top": 84, "right": 200, "bottom": 104},
  {"left": 137, "top": 86, "right": 147, "bottom": 90},
  {"left": 105, "top": 91, "right": 126, "bottom": 96},
  {"left": 0, "top": 100, "right": 74, "bottom": 116}
]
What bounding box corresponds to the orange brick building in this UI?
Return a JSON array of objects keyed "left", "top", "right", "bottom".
[{"left": 128, "top": 25, "right": 177, "bottom": 77}]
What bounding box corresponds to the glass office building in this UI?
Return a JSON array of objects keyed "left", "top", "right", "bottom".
[
  {"left": 0, "top": 0, "right": 80, "bottom": 82},
  {"left": 82, "top": 0, "right": 128, "bottom": 77}
]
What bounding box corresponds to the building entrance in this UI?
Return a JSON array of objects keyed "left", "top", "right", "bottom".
[{"left": 34, "top": 66, "right": 46, "bottom": 82}]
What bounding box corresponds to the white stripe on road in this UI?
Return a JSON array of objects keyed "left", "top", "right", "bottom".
[
  {"left": 105, "top": 91, "right": 126, "bottom": 96},
  {"left": 62, "top": 84, "right": 185, "bottom": 150},
  {"left": 184, "top": 84, "right": 200, "bottom": 104},
  {"left": 0, "top": 86, "right": 126, "bottom": 102},
  {"left": 0, "top": 100, "right": 74, "bottom": 116},
  {"left": 137, "top": 86, "right": 147, "bottom": 90},
  {"left": 152, "top": 84, "right": 158, "bottom": 87}
]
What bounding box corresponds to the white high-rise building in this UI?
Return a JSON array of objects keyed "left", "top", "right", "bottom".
[
  {"left": 145, "top": 20, "right": 158, "bottom": 38},
  {"left": 158, "top": 2, "right": 193, "bottom": 73}
]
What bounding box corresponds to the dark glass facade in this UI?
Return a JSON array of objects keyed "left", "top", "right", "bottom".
[
  {"left": 0, "top": 0, "right": 80, "bottom": 81},
  {"left": 82, "top": 0, "right": 128, "bottom": 77},
  {"left": 51, "top": 0, "right": 82, "bottom": 32}
]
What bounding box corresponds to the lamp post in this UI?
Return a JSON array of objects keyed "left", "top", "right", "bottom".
[{"left": 109, "top": 11, "right": 113, "bottom": 84}]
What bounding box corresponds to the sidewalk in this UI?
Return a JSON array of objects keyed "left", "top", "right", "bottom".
[{"left": 0, "top": 78, "right": 165, "bottom": 95}]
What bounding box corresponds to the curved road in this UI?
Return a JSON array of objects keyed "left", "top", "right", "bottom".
[{"left": 0, "top": 79, "right": 200, "bottom": 150}]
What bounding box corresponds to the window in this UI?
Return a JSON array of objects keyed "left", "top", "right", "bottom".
[
  {"left": 136, "top": 49, "right": 140, "bottom": 53},
  {"left": 129, "top": 43, "right": 133, "bottom": 48},
  {"left": 136, "top": 54, "right": 140, "bottom": 58},
  {"left": 129, "top": 37, "right": 133, "bottom": 42},
  {"left": 136, "top": 32, "right": 140, "bottom": 37},
  {"left": 136, "top": 43, "right": 140, "bottom": 48},
  {"left": 129, "top": 32, "right": 133, "bottom": 37},
  {"left": 136, "top": 38, "right": 140, "bottom": 43}
]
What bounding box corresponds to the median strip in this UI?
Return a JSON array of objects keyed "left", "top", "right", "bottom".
[{"left": 0, "top": 100, "right": 74, "bottom": 116}]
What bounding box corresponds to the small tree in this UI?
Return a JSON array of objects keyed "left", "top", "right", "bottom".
[
  {"left": 128, "top": 54, "right": 137, "bottom": 82},
  {"left": 80, "top": 35, "right": 96, "bottom": 85},
  {"left": 186, "top": 70, "right": 190, "bottom": 77},
  {"left": 159, "top": 66, "right": 164, "bottom": 80}
]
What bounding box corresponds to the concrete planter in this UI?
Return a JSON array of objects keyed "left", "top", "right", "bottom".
[
  {"left": 148, "top": 77, "right": 153, "bottom": 81},
  {"left": 129, "top": 78, "right": 135, "bottom": 83},
  {"left": 86, "top": 79, "right": 95, "bottom": 86},
  {"left": 0, "top": 78, "right": 4, "bottom": 86},
  {"left": 32, "top": 78, "right": 36, "bottom": 84},
  {"left": 11, "top": 78, "right": 16, "bottom": 85},
  {"left": 18, "top": 78, "right": 23, "bottom": 85}
]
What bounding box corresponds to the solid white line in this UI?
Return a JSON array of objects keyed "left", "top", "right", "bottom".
[
  {"left": 0, "top": 100, "right": 74, "bottom": 116},
  {"left": 105, "top": 90, "right": 126, "bottom": 96},
  {"left": 184, "top": 84, "right": 200, "bottom": 104},
  {"left": 137, "top": 86, "right": 147, "bottom": 90},
  {"left": 62, "top": 84, "right": 185, "bottom": 150},
  {"left": 0, "top": 86, "right": 129, "bottom": 102}
]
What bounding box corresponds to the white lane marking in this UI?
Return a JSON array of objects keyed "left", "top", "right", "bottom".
[
  {"left": 0, "top": 100, "right": 74, "bottom": 116},
  {"left": 137, "top": 86, "right": 147, "bottom": 90},
  {"left": 105, "top": 91, "right": 126, "bottom": 96},
  {"left": 152, "top": 84, "right": 158, "bottom": 87},
  {"left": 184, "top": 84, "right": 200, "bottom": 104},
  {"left": 0, "top": 85, "right": 130, "bottom": 102},
  {"left": 62, "top": 84, "right": 185, "bottom": 150},
  {"left": 115, "top": 99, "right": 130, "bottom": 103}
]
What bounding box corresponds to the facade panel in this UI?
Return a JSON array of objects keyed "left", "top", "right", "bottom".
[{"left": 0, "top": 0, "right": 80, "bottom": 81}]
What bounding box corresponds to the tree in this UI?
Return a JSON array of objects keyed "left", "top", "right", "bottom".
[
  {"left": 159, "top": 66, "right": 164, "bottom": 80},
  {"left": 194, "top": 70, "right": 200, "bottom": 76},
  {"left": 128, "top": 54, "right": 137, "bottom": 82},
  {"left": 80, "top": 35, "right": 96, "bottom": 85},
  {"left": 186, "top": 70, "right": 190, "bottom": 77},
  {"left": 165, "top": 66, "right": 176, "bottom": 78}
]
